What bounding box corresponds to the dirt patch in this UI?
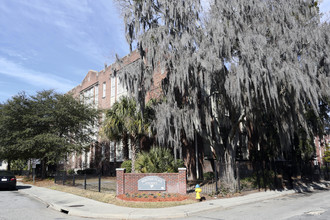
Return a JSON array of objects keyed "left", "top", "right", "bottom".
[{"left": 117, "top": 193, "right": 188, "bottom": 202}]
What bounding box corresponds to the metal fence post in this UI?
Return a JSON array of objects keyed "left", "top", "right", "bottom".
[
  {"left": 73, "top": 174, "right": 75, "bottom": 186},
  {"left": 62, "top": 172, "right": 65, "bottom": 185},
  {"left": 215, "top": 161, "right": 218, "bottom": 193},
  {"left": 84, "top": 174, "right": 87, "bottom": 190},
  {"left": 257, "top": 161, "right": 261, "bottom": 190},
  {"left": 32, "top": 168, "right": 35, "bottom": 185},
  {"left": 273, "top": 160, "right": 278, "bottom": 189},
  {"left": 236, "top": 161, "right": 240, "bottom": 192},
  {"left": 98, "top": 174, "right": 101, "bottom": 192}
]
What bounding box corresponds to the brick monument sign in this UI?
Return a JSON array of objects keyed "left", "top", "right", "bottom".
[{"left": 116, "top": 168, "right": 187, "bottom": 195}]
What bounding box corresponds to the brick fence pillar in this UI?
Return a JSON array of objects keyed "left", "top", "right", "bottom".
[
  {"left": 116, "top": 168, "right": 125, "bottom": 195},
  {"left": 178, "top": 168, "right": 187, "bottom": 194}
]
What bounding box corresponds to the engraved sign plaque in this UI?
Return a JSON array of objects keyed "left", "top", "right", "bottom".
[{"left": 138, "top": 176, "right": 166, "bottom": 191}]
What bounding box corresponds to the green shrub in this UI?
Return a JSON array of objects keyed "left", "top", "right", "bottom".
[
  {"left": 67, "top": 169, "right": 75, "bottom": 175},
  {"left": 243, "top": 170, "right": 275, "bottom": 189},
  {"left": 121, "top": 160, "right": 132, "bottom": 173},
  {"left": 203, "top": 172, "right": 215, "bottom": 180},
  {"left": 135, "top": 147, "right": 185, "bottom": 173}
]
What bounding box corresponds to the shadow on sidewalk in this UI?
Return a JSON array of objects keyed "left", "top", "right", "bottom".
[
  {"left": 16, "top": 185, "right": 32, "bottom": 190},
  {"left": 0, "top": 185, "right": 29, "bottom": 191}
]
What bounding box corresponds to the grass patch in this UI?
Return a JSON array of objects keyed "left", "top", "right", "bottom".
[
  {"left": 48, "top": 185, "right": 196, "bottom": 208},
  {"left": 19, "top": 176, "right": 55, "bottom": 187}
]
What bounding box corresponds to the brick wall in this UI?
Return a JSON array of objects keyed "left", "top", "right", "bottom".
[
  {"left": 68, "top": 50, "right": 164, "bottom": 109},
  {"left": 116, "top": 168, "right": 187, "bottom": 195}
]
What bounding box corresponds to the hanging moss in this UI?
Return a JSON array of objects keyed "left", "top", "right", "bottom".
[{"left": 115, "top": 0, "right": 330, "bottom": 187}]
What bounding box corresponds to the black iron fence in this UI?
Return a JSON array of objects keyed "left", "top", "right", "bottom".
[
  {"left": 321, "top": 163, "right": 330, "bottom": 180},
  {"left": 187, "top": 161, "right": 330, "bottom": 195},
  {"left": 187, "top": 161, "right": 256, "bottom": 195},
  {"left": 10, "top": 161, "right": 330, "bottom": 196},
  {"left": 10, "top": 170, "right": 30, "bottom": 176},
  {"left": 54, "top": 172, "right": 116, "bottom": 193}
]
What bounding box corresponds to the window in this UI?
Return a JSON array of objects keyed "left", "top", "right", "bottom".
[
  {"left": 111, "top": 76, "right": 116, "bottom": 98},
  {"left": 94, "top": 85, "right": 98, "bottom": 107},
  {"left": 102, "top": 82, "right": 106, "bottom": 98},
  {"left": 101, "top": 112, "right": 105, "bottom": 122},
  {"left": 81, "top": 84, "right": 98, "bottom": 108},
  {"left": 110, "top": 141, "right": 115, "bottom": 162},
  {"left": 116, "top": 78, "right": 127, "bottom": 100},
  {"left": 116, "top": 141, "right": 123, "bottom": 162},
  {"left": 83, "top": 87, "right": 93, "bottom": 105},
  {"left": 110, "top": 76, "right": 116, "bottom": 106}
]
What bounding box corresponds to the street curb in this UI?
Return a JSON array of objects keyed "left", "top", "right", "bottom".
[
  {"left": 18, "top": 188, "right": 52, "bottom": 208},
  {"left": 16, "top": 181, "right": 329, "bottom": 219}
]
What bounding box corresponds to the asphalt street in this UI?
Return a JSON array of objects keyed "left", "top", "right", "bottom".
[
  {"left": 176, "top": 189, "right": 330, "bottom": 220},
  {"left": 1, "top": 185, "right": 329, "bottom": 220},
  {"left": 0, "top": 186, "right": 92, "bottom": 220}
]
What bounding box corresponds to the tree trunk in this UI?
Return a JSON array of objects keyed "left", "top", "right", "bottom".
[
  {"left": 7, "top": 160, "right": 11, "bottom": 171},
  {"left": 216, "top": 127, "right": 240, "bottom": 192},
  {"left": 90, "top": 144, "right": 95, "bottom": 168},
  {"left": 182, "top": 135, "right": 197, "bottom": 180},
  {"left": 122, "top": 133, "right": 129, "bottom": 160},
  {"left": 130, "top": 134, "right": 139, "bottom": 173},
  {"left": 113, "top": 142, "right": 117, "bottom": 171},
  {"left": 41, "top": 158, "right": 47, "bottom": 179},
  {"left": 131, "top": 141, "right": 136, "bottom": 173},
  {"left": 218, "top": 144, "right": 238, "bottom": 192}
]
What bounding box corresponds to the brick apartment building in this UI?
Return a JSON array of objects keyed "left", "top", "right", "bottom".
[
  {"left": 314, "top": 135, "right": 330, "bottom": 166},
  {"left": 0, "top": 160, "right": 8, "bottom": 170},
  {"left": 66, "top": 51, "right": 165, "bottom": 174}
]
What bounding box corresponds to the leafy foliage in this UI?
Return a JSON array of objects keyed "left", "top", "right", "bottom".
[
  {"left": 135, "top": 147, "right": 184, "bottom": 173},
  {"left": 120, "top": 159, "right": 132, "bottom": 173},
  {"left": 324, "top": 143, "right": 330, "bottom": 163},
  {"left": 101, "top": 96, "right": 133, "bottom": 160},
  {"left": 101, "top": 96, "right": 155, "bottom": 172},
  {"left": 0, "top": 90, "right": 99, "bottom": 166},
  {"left": 203, "top": 172, "right": 215, "bottom": 180}
]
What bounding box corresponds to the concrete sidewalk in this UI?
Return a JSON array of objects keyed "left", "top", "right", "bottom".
[{"left": 16, "top": 181, "right": 329, "bottom": 219}]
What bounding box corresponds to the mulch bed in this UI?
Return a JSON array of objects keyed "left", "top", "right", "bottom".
[{"left": 117, "top": 193, "right": 189, "bottom": 202}]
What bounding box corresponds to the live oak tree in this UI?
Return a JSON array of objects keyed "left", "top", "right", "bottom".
[
  {"left": 0, "top": 90, "right": 99, "bottom": 177},
  {"left": 115, "top": 0, "right": 330, "bottom": 188}
]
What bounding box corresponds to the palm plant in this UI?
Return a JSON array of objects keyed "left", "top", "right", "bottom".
[
  {"left": 102, "top": 97, "right": 130, "bottom": 160},
  {"left": 101, "top": 96, "right": 154, "bottom": 172},
  {"left": 135, "top": 147, "right": 184, "bottom": 173},
  {"left": 123, "top": 98, "right": 152, "bottom": 173}
]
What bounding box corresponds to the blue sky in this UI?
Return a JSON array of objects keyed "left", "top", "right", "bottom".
[
  {"left": 0, "top": 0, "right": 329, "bottom": 103},
  {"left": 0, "top": 0, "right": 129, "bottom": 102}
]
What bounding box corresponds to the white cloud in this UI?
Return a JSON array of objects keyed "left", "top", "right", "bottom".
[
  {"left": 1, "top": 0, "right": 127, "bottom": 66},
  {"left": 0, "top": 0, "right": 129, "bottom": 102},
  {"left": 0, "top": 48, "right": 37, "bottom": 61},
  {"left": 0, "top": 57, "right": 75, "bottom": 93}
]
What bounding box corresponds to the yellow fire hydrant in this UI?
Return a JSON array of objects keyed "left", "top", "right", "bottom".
[{"left": 195, "top": 184, "right": 202, "bottom": 201}]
